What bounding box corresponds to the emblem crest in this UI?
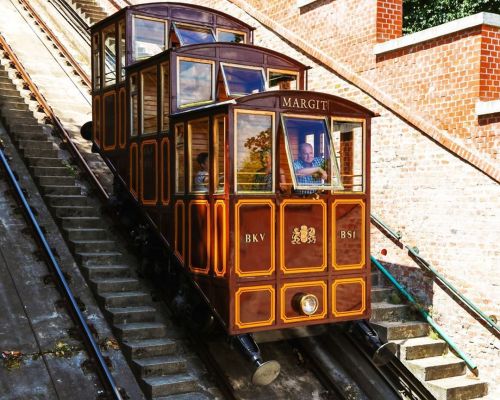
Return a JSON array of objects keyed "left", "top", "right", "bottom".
[{"left": 291, "top": 225, "right": 316, "bottom": 244}]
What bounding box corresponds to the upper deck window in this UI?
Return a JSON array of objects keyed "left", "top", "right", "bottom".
[
  {"left": 177, "top": 57, "right": 214, "bottom": 108},
  {"left": 173, "top": 23, "right": 215, "bottom": 46},
  {"left": 216, "top": 28, "right": 246, "bottom": 43},
  {"left": 282, "top": 116, "right": 342, "bottom": 192},
  {"left": 221, "top": 64, "right": 265, "bottom": 96},
  {"left": 268, "top": 69, "right": 298, "bottom": 91},
  {"left": 133, "top": 16, "right": 167, "bottom": 61},
  {"left": 103, "top": 25, "right": 116, "bottom": 87}
]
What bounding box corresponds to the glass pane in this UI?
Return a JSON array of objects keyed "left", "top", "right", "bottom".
[
  {"left": 130, "top": 74, "right": 138, "bottom": 137},
  {"left": 141, "top": 68, "right": 157, "bottom": 134},
  {"left": 175, "top": 24, "right": 215, "bottom": 45},
  {"left": 222, "top": 65, "right": 265, "bottom": 96},
  {"left": 218, "top": 30, "right": 245, "bottom": 43},
  {"left": 161, "top": 64, "right": 169, "bottom": 131},
  {"left": 103, "top": 26, "right": 116, "bottom": 86},
  {"left": 92, "top": 34, "right": 100, "bottom": 90},
  {"left": 332, "top": 121, "right": 364, "bottom": 192},
  {"left": 178, "top": 60, "right": 213, "bottom": 107},
  {"left": 235, "top": 112, "right": 273, "bottom": 193},
  {"left": 283, "top": 117, "right": 341, "bottom": 191},
  {"left": 189, "top": 119, "right": 210, "bottom": 193},
  {"left": 175, "top": 124, "right": 185, "bottom": 193},
  {"left": 119, "top": 21, "right": 126, "bottom": 80},
  {"left": 268, "top": 70, "right": 298, "bottom": 90},
  {"left": 214, "top": 116, "right": 225, "bottom": 193},
  {"left": 133, "top": 17, "right": 165, "bottom": 61}
]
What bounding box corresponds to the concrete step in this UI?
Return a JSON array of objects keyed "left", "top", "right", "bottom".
[
  {"left": 426, "top": 376, "right": 488, "bottom": 400},
  {"left": 90, "top": 277, "right": 140, "bottom": 292},
  {"left": 53, "top": 205, "right": 98, "bottom": 218},
  {"left": 134, "top": 355, "right": 187, "bottom": 378},
  {"left": 393, "top": 336, "right": 448, "bottom": 360},
  {"left": 123, "top": 338, "right": 178, "bottom": 360},
  {"left": 60, "top": 216, "right": 103, "bottom": 229},
  {"left": 371, "top": 321, "right": 429, "bottom": 341},
  {"left": 106, "top": 305, "right": 157, "bottom": 325},
  {"left": 64, "top": 228, "right": 108, "bottom": 241},
  {"left": 22, "top": 147, "right": 59, "bottom": 158},
  {"left": 18, "top": 140, "right": 54, "bottom": 150},
  {"left": 405, "top": 355, "right": 466, "bottom": 381},
  {"left": 371, "top": 302, "right": 412, "bottom": 322},
  {"left": 46, "top": 195, "right": 88, "bottom": 207},
  {"left": 83, "top": 265, "right": 132, "bottom": 280},
  {"left": 143, "top": 374, "right": 198, "bottom": 398},
  {"left": 37, "top": 175, "right": 75, "bottom": 186},
  {"left": 155, "top": 393, "right": 213, "bottom": 400},
  {"left": 24, "top": 157, "right": 62, "bottom": 167},
  {"left": 7, "top": 117, "right": 39, "bottom": 127},
  {"left": 41, "top": 185, "right": 82, "bottom": 196},
  {"left": 0, "top": 109, "right": 33, "bottom": 119},
  {"left": 31, "top": 166, "right": 71, "bottom": 177},
  {"left": 371, "top": 286, "right": 393, "bottom": 302},
  {"left": 99, "top": 291, "right": 150, "bottom": 308},
  {"left": 9, "top": 124, "right": 45, "bottom": 134},
  {"left": 75, "top": 251, "right": 123, "bottom": 266},
  {"left": 0, "top": 102, "right": 30, "bottom": 112},
  {"left": 114, "top": 322, "right": 167, "bottom": 341},
  {"left": 70, "top": 239, "right": 116, "bottom": 253}
]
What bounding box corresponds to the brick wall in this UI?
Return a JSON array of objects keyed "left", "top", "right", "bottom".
[{"left": 376, "top": 0, "right": 402, "bottom": 42}]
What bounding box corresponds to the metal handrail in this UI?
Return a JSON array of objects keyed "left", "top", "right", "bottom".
[
  {"left": 0, "top": 142, "right": 122, "bottom": 399},
  {"left": 371, "top": 213, "right": 500, "bottom": 336},
  {"left": 371, "top": 256, "right": 478, "bottom": 375},
  {"left": 18, "top": 0, "right": 91, "bottom": 88},
  {"left": 49, "top": 0, "right": 91, "bottom": 42},
  {"left": 0, "top": 33, "right": 109, "bottom": 201}
]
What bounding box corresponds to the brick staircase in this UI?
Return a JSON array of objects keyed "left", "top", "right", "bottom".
[
  {"left": 68, "top": 0, "right": 108, "bottom": 24},
  {"left": 0, "top": 63, "right": 214, "bottom": 399},
  {"left": 370, "top": 268, "right": 489, "bottom": 400}
]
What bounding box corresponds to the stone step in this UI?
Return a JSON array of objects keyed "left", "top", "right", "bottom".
[
  {"left": 46, "top": 195, "right": 88, "bottom": 207},
  {"left": 1, "top": 109, "right": 33, "bottom": 119},
  {"left": 75, "top": 251, "right": 123, "bottom": 266},
  {"left": 114, "top": 322, "right": 167, "bottom": 341},
  {"left": 90, "top": 277, "right": 140, "bottom": 292},
  {"left": 106, "top": 305, "right": 156, "bottom": 325},
  {"left": 371, "top": 321, "right": 429, "bottom": 341},
  {"left": 18, "top": 140, "right": 54, "bottom": 150},
  {"left": 156, "top": 393, "right": 213, "bottom": 400},
  {"left": 22, "top": 147, "right": 59, "bottom": 158},
  {"left": 70, "top": 239, "right": 116, "bottom": 253},
  {"left": 371, "top": 286, "right": 393, "bottom": 302},
  {"left": 99, "top": 291, "right": 150, "bottom": 308},
  {"left": 393, "top": 336, "right": 448, "bottom": 360},
  {"left": 83, "top": 265, "right": 132, "bottom": 279},
  {"left": 371, "top": 302, "right": 412, "bottom": 322},
  {"left": 31, "top": 166, "right": 71, "bottom": 177},
  {"left": 426, "top": 376, "right": 488, "bottom": 400},
  {"left": 37, "top": 175, "right": 75, "bottom": 186},
  {"left": 53, "top": 205, "right": 98, "bottom": 218},
  {"left": 133, "top": 355, "right": 187, "bottom": 378},
  {"left": 7, "top": 117, "right": 38, "bottom": 127},
  {"left": 24, "top": 157, "right": 62, "bottom": 167},
  {"left": 143, "top": 374, "right": 198, "bottom": 398},
  {"left": 64, "top": 227, "right": 108, "bottom": 240},
  {"left": 0, "top": 101, "right": 30, "bottom": 111},
  {"left": 60, "top": 216, "right": 103, "bottom": 229},
  {"left": 123, "top": 338, "right": 178, "bottom": 360},
  {"left": 10, "top": 124, "right": 45, "bottom": 134},
  {"left": 16, "top": 133, "right": 49, "bottom": 142},
  {"left": 405, "top": 355, "right": 466, "bottom": 381},
  {"left": 41, "top": 185, "right": 82, "bottom": 196}
]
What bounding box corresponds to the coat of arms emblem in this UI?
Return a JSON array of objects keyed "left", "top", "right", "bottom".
[{"left": 291, "top": 225, "right": 316, "bottom": 244}]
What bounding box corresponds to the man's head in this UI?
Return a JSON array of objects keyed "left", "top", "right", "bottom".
[{"left": 299, "top": 143, "right": 314, "bottom": 163}]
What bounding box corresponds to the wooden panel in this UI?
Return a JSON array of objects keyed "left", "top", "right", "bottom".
[
  {"left": 93, "top": 95, "right": 101, "bottom": 146},
  {"left": 174, "top": 200, "right": 185, "bottom": 261},
  {"left": 140, "top": 140, "right": 158, "bottom": 205},
  {"left": 188, "top": 200, "right": 210, "bottom": 274},
  {"left": 332, "top": 277, "right": 366, "bottom": 318},
  {"left": 280, "top": 280, "right": 327, "bottom": 323},
  {"left": 103, "top": 91, "right": 116, "bottom": 151},
  {"left": 129, "top": 143, "right": 138, "bottom": 198},
  {"left": 118, "top": 88, "right": 126, "bottom": 148},
  {"left": 213, "top": 200, "right": 226, "bottom": 277},
  {"left": 160, "top": 138, "right": 170, "bottom": 205},
  {"left": 234, "top": 285, "right": 275, "bottom": 329}
]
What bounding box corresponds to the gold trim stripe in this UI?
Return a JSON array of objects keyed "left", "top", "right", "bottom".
[{"left": 235, "top": 285, "right": 275, "bottom": 329}]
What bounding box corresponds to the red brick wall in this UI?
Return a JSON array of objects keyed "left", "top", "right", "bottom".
[
  {"left": 480, "top": 25, "right": 500, "bottom": 101},
  {"left": 376, "top": 0, "right": 402, "bottom": 42}
]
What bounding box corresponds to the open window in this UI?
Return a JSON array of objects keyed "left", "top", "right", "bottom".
[
  {"left": 172, "top": 23, "right": 216, "bottom": 46},
  {"left": 188, "top": 118, "right": 210, "bottom": 193},
  {"left": 92, "top": 34, "right": 101, "bottom": 90},
  {"left": 213, "top": 115, "right": 226, "bottom": 193},
  {"left": 161, "top": 62, "right": 169, "bottom": 132},
  {"left": 216, "top": 28, "right": 246, "bottom": 43},
  {"left": 221, "top": 64, "right": 265, "bottom": 96},
  {"left": 102, "top": 25, "right": 116, "bottom": 87},
  {"left": 331, "top": 120, "right": 364, "bottom": 192},
  {"left": 118, "top": 21, "right": 126, "bottom": 81},
  {"left": 130, "top": 73, "right": 139, "bottom": 137},
  {"left": 234, "top": 110, "right": 274, "bottom": 193},
  {"left": 268, "top": 69, "right": 298, "bottom": 91},
  {"left": 281, "top": 115, "right": 342, "bottom": 192},
  {"left": 177, "top": 57, "right": 215, "bottom": 108},
  {"left": 175, "top": 123, "right": 185, "bottom": 193},
  {"left": 141, "top": 67, "right": 158, "bottom": 135},
  {"left": 132, "top": 16, "right": 167, "bottom": 61}
]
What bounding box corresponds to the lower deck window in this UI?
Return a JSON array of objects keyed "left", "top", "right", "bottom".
[{"left": 189, "top": 118, "right": 210, "bottom": 193}]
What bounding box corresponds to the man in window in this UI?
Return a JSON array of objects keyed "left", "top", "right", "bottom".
[{"left": 293, "top": 143, "right": 327, "bottom": 186}]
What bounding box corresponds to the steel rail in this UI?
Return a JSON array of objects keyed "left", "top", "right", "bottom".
[
  {"left": 17, "top": 0, "right": 92, "bottom": 88},
  {"left": 0, "top": 34, "right": 109, "bottom": 201},
  {"left": 371, "top": 213, "right": 499, "bottom": 336},
  {"left": 371, "top": 255, "right": 478, "bottom": 375},
  {"left": 0, "top": 142, "right": 122, "bottom": 400}
]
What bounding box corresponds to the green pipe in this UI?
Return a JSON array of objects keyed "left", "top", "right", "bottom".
[
  {"left": 371, "top": 255, "right": 478, "bottom": 375},
  {"left": 371, "top": 214, "right": 402, "bottom": 241}
]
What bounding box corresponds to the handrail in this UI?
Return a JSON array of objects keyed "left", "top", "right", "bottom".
[
  {"left": 0, "top": 33, "right": 109, "bottom": 201},
  {"left": 371, "top": 213, "right": 500, "bottom": 336},
  {"left": 18, "top": 0, "right": 91, "bottom": 88},
  {"left": 49, "top": 0, "right": 91, "bottom": 41},
  {"left": 371, "top": 256, "right": 478, "bottom": 375},
  {"left": 0, "top": 142, "right": 122, "bottom": 399}
]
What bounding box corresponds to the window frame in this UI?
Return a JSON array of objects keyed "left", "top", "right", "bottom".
[
  {"left": 172, "top": 22, "right": 216, "bottom": 46},
  {"left": 213, "top": 114, "right": 226, "bottom": 194},
  {"left": 160, "top": 62, "right": 170, "bottom": 132},
  {"left": 175, "top": 122, "right": 186, "bottom": 194},
  {"left": 330, "top": 117, "right": 366, "bottom": 193},
  {"left": 118, "top": 20, "right": 126, "bottom": 82},
  {"left": 129, "top": 73, "right": 139, "bottom": 137},
  {"left": 102, "top": 23, "right": 117, "bottom": 88},
  {"left": 92, "top": 33, "right": 101, "bottom": 90},
  {"left": 267, "top": 68, "right": 299, "bottom": 91},
  {"left": 280, "top": 113, "right": 343, "bottom": 192},
  {"left": 220, "top": 63, "right": 266, "bottom": 97},
  {"left": 216, "top": 27, "right": 247, "bottom": 44},
  {"left": 140, "top": 66, "right": 159, "bottom": 136},
  {"left": 187, "top": 117, "right": 211, "bottom": 194},
  {"left": 131, "top": 14, "right": 168, "bottom": 62},
  {"left": 176, "top": 56, "right": 216, "bottom": 109},
  {"left": 233, "top": 109, "right": 276, "bottom": 195}
]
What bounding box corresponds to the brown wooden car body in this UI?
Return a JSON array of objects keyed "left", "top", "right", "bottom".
[{"left": 90, "top": 3, "right": 375, "bottom": 335}]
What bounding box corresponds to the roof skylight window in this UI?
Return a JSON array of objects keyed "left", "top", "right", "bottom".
[
  {"left": 173, "top": 23, "right": 216, "bottom": 46},
  {"left": 221, "top": 64, "right": 265, "bottom": 96}
]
